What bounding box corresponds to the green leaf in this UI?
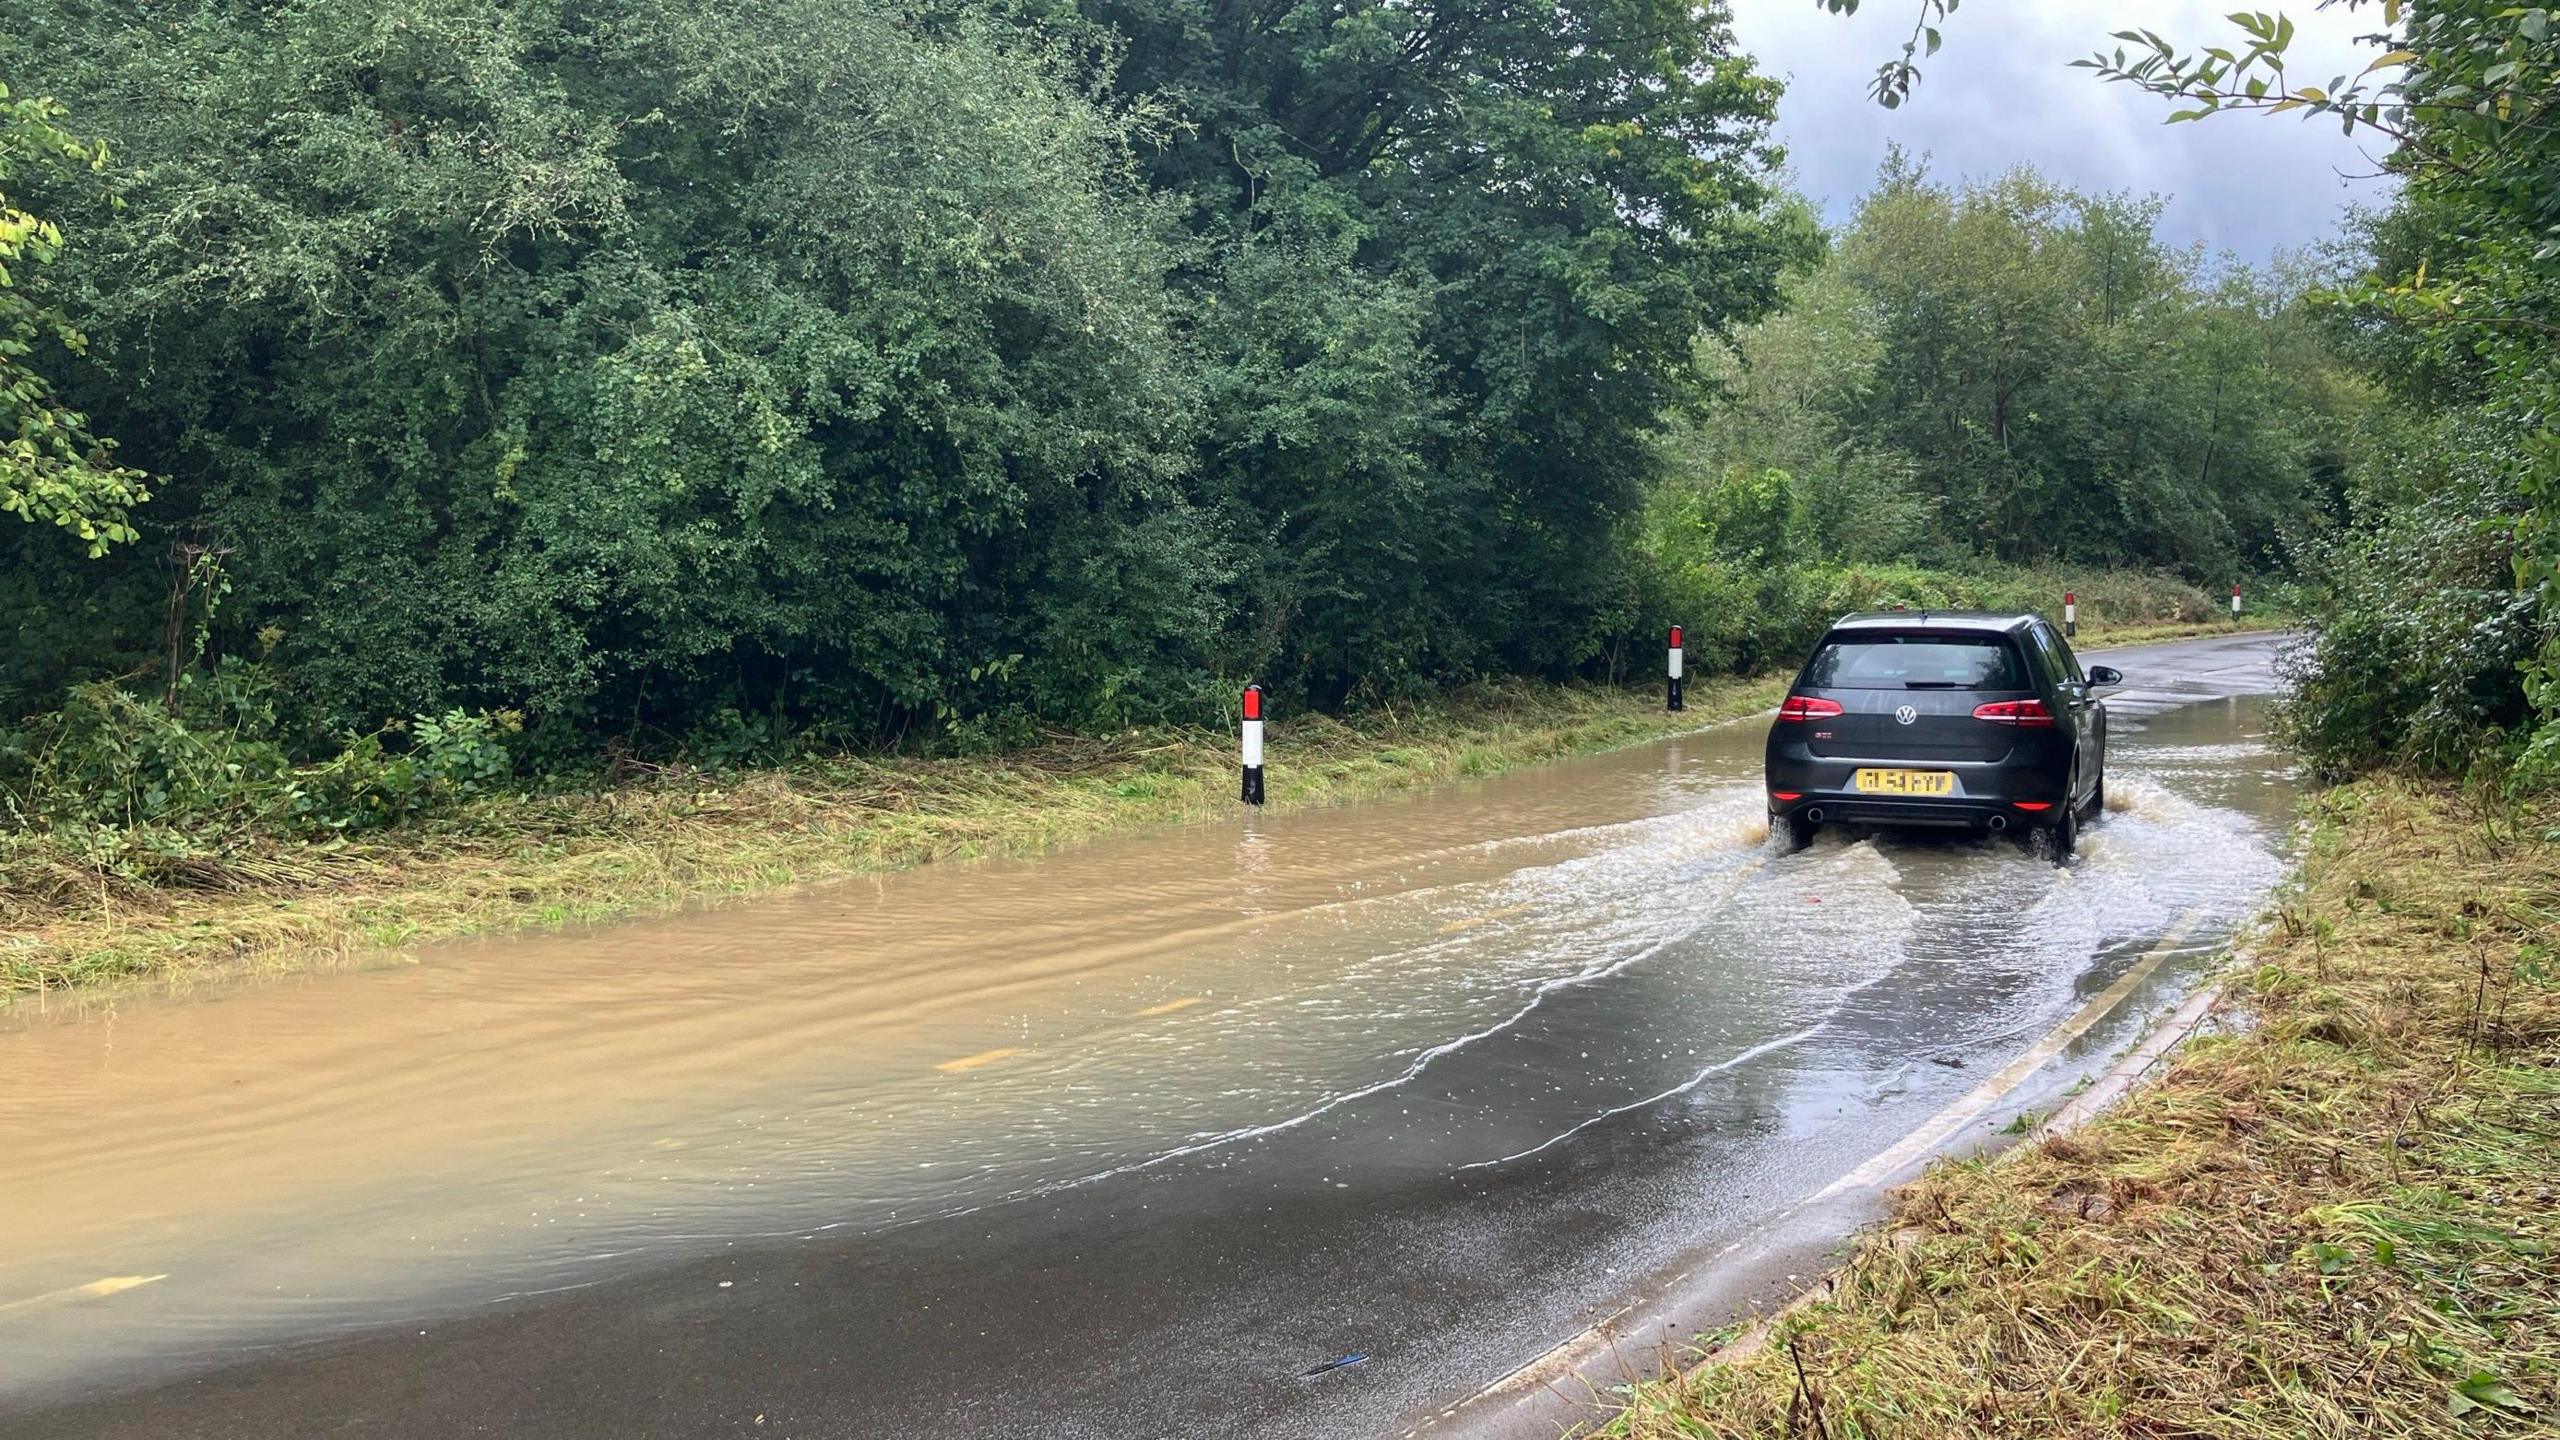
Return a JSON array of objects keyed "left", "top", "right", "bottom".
[{"left": 2450, "top": 1371, "right": 2534, "bottom": 1416}]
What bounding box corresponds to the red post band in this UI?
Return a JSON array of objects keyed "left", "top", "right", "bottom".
[{"left": 1242, "top": 684, "right": 1263, "bottom": 721}]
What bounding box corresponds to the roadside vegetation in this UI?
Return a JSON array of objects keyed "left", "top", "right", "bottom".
[{"left": 1603, "top": 777, "right": 2559, "bottom": 1438}]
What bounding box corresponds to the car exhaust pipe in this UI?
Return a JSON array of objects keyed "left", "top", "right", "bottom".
[
  {"left": 1803, "top": 806, "right": 1825, "bottom": 824},
  {"left": 1986, "top": 814, "right": 2008, "bottom": 833}
]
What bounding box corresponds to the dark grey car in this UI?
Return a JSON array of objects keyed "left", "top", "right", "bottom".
[{"left": 1763, "top": 611, "right": 2119, "bottom": 859}]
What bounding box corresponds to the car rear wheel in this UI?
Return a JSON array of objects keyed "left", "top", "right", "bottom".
[
  {"left": 1778, "top": 810, "right": 1818, "bottom": 853},
  {"left": 2049, "top": 803, "right": 2079, "bottom": 864}
]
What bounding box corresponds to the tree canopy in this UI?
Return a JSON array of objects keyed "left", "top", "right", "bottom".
[
  {"left": 1659, "top": 154, "right": 2356, "bottom": 580},
  {"left": 0, "top": 0, "right": 2461, "bottom": 792},
  {"left": 2, "top": 0, "right": 1811, "bottom": 737}
]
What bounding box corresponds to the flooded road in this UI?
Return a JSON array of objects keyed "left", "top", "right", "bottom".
[{"left": 0, "top": 631, "right": 2297, "bottom": 1438}]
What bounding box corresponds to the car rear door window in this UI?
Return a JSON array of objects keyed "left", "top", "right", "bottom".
[
  {"left": 2046, "top": 625, "right": 2086, "bottom": 684},
  {"left": 2023, "top": 622, "right": 2081, "bottom": 686},
  {"left": 1802, "top": 634, "right": 2028, "bottom": 690}
]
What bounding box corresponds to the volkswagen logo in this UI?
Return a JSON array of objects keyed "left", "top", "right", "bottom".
[{"left": 1894, "top": 705, "right": 1918, "bottom": 725}]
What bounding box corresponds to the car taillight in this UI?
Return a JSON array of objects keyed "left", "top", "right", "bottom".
[
  {"left": 1971, "top": 699, "right": 2056, "bottom": 727},
  {"left": 1777, "top": 695, "right": 1844, "bottom": 723}
]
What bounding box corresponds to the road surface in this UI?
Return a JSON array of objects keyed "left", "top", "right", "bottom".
[{"left": 0, "top": 631, "right": 2295, "bottom": 1439}]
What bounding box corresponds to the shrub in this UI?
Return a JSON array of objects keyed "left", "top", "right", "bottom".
[
  {"left": 2277, "top": 417, "right": 2541, "bottom": 780},
  {"left": 0, "top": 672, "right": 521, "bottom": 845}
]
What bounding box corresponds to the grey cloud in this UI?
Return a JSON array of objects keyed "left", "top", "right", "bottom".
[{"left": 1726, "top": 0, "right": 2398, "bottom": 261}]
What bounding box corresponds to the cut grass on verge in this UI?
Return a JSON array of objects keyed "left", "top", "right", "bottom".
[{"left": 1601, "top": 775, "right": 2558, "bottom": 1439}]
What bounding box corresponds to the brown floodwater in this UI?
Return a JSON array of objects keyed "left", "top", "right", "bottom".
[{"left": 0, "top": 634, "right": 2298, "bottom": 1412}]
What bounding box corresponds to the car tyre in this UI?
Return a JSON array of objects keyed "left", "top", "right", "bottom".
[
  {"left": 2083, "top": 767, "right": 2105, "bottom": 821},
  {"left": 1779, "top": 810, "right": 1818, "bottom": 853},
  {"left": 2049, "top": 804, "right": 2079, "bottom": 864}
]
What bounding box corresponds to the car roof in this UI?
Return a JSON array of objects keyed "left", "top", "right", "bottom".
[{"left": 1823, "top": 610, "right": 2039, "bottom": 635}]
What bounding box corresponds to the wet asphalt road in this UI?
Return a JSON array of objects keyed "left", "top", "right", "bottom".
[{"left": 0, "top": 632, "right": 2296, "bottom": 1439}]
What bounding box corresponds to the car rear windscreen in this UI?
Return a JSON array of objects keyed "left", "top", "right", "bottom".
[{"left": 1801, "top": 633, "right": 2028, "bottom": 690}]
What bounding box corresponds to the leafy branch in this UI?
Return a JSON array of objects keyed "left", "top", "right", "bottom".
[
  {"left": 2076, "top": 5, "right": 2560, "bottom": 192},
  {"left": 1, "top": 81, "right": 152, "bottom": 556},
  {"left": 1817, "top": 0, "right": 1961, "bottom": 109}
]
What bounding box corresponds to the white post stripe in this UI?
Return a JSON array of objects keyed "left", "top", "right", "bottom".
[
  {"left": 1666, "top": 647, "right": 1683, "bottom": 679},
  {"left": 1241, "top": 720, "right": 1263, "bottom": 768}
]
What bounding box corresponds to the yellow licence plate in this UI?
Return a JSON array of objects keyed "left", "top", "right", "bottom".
[{"left": 1853, "top": 768, "right": 1955, "bottom": 797}]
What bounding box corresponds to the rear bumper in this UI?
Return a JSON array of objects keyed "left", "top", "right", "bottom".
[
  {"left": 1769, "top": 793, "right": 2045, "bottom": 829},
  {"left": 1764, "top": 748, "right": 2068, "bottom": 828}
]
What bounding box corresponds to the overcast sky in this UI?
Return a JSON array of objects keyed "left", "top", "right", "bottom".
[{"left": 1725, "top": 1, "right": 2398, "bottom": 261}]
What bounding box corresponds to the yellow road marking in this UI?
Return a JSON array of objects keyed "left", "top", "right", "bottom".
[
  {"left": 1813, "top": 904, "right": 2208, "bottom": 1204},
  {"left": 0, "top": 1275, "right": 168, "bottom": 1323},
  {"left": 1437, "top": 902, "right": 1534, "bottom": 936},
  {"left": 1449, "top": 899, "right": 2217, "bottom": 1422},
  {"left": 935, "top": 1046, "right": 1024, "bottom": 1074},
  {"left": 1137, "top": 997, "right": 1203, "bottom": 1017}
]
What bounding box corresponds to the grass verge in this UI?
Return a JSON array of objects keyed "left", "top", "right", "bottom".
[
  {"left": 2072, "top": 617, "right": 2289, "bottom": 649},
  {"left": 2, "top": 674, "right": 1788, "bottom": 998},
  {"left": 1602, "top": 775, "right": 2557, "bottom": 1438}
]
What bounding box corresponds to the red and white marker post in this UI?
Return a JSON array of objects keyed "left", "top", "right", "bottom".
[
  {"left": 1666, "top": 625, "right": 1685, "bottom": 712},
  {"left": 2231, "top": 582, "right": 2243, "bottom": 621},
  {"left": 1240, "top": 683, "right": 1266, "bottom": 806},
  {"left": 2063, "top": 590, "right": 2077, "bottom": 639}
]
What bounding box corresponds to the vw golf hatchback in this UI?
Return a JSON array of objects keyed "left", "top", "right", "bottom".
[{"left": 1763, "top": 611, "right": 2118, "bottom": 859}]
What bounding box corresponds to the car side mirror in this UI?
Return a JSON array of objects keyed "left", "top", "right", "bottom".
[{"left": 2086, "top": 665, "right": 2123, "bottom": 687}]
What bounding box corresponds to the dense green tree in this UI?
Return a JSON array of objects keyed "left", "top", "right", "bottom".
[
  {"left": 1085, "top": 0, "right": 1811, "bottom": 698},
  {"left": 1659, "top": 159, "right": 2352, "bottom": 584},
  {"left": 2, "top": 0, "right": 1807, "bottom": 740},
  {"left": 4, "top": 0, "right": 1213, "bottom": 739},
  {"left": 1834, "top": 160, "right": 2343, "bottom": 575},
  {"left": 1671, "top": 255, "right": 1937, "bottom": 564}
]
